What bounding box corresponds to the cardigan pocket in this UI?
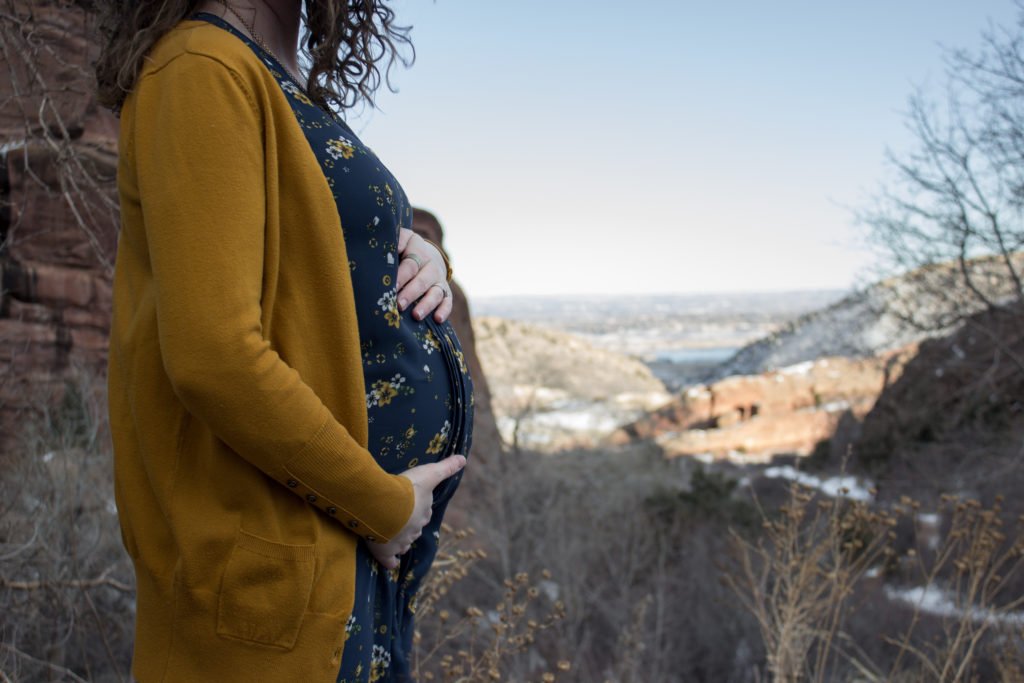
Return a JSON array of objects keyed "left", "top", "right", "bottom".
[{"left": 215, "top": 528, "right": 317, "bottom": 649}]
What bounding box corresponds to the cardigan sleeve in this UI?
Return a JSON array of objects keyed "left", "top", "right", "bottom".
[{"left": 131, "top": 51, "right": 414, "bottom": 544}]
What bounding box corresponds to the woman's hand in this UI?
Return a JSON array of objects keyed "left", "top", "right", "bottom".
[
  {"left": 396, "top": 228, "right": 453, "bottom": 324},
  {"left": 365, "top": 453, "right": 467, "bottom": 570}
]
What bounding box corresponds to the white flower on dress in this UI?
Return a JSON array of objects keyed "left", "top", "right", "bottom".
[
  {"left": 370, "top": 644, "right": 391, "bottom": 682},
  {"left": 377, "top": 289, "right": 400, "bottom": 328}
]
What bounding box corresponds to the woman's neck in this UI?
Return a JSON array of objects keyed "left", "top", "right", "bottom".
[{"left": 197, "top": 0, "right": 302, "bottom": 75}]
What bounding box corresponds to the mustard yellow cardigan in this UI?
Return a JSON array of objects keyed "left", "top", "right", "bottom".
[{"left": 108, "top": 18, "right": 416, "bottom": 682}]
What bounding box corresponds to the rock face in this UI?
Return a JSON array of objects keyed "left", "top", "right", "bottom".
[
  {"left": 0, "top": 1, "right": 119, "bottom": 448},
  {"left": 621, "top": 349, "right": 916, "bottom": 461},
  {"left": 852, "top": 305, "right": 1024, "bottom": 495},
  {"left": 473, "top": 315, "right": 672, "bottom": 451}
]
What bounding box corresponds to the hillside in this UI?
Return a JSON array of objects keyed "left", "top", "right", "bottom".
[
  {"left": 708, "top": 253, "right": 1024, "bottom": 381},
  {"left": 472, "top": 316, "right": 672, "bottom": 450}
]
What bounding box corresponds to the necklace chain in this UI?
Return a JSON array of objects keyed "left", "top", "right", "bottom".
[{"left": 217, "top": 0, "right": 304, "bottom": 86}]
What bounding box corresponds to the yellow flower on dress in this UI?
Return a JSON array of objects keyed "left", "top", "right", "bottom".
[
  {"left": 407, "top": 591, "right": 419, "bottom": 615},
  {"left": 371, "top": 379, "right": 398, "bottom": 406},
  {"left": 426, "top": 420, "right": 451, "bottom": 455},
  {"left": 326, "top": 137, "right": 356, "bottom": 160},
  {"left": 366, "top": 373, "right": 410, "bottom": 408},
  {"left": 282, "top": 80, "right": 313, "bottom": 106},
  {"left": 377, "top": 289, "right": 400, "bottom": 329}
]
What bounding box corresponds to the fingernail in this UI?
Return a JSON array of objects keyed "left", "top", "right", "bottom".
[
  {"left": 413, "top": 310, "right": 422, "bottom": 320},
  {"left": 457, "top": 455, "right": 467, "bottom": 467},
  {"left": 398, "top": 298, "right": 408, "bottom": 310}
]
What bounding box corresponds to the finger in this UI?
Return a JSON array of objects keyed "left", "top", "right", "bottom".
[
  {"left": 412, "top": 284, "right": 446, "bottom": 322},
  {"left": 396, "top": 253, "right": 421, "bottom": 294},
  {"left": 368, "top": 546, "right": 399, "bottom": 570},
  {"left": 432, "top": 293, "right": 454, "bottom": 323},
  {"left": 420, "top": 454, "right": 468, "bottom": 487},
  {"left": 396, "top": 266, "right": 434, "bottom": 313},
  {"left": 398, "top": 227, "right": 413, "bottom": 253}
]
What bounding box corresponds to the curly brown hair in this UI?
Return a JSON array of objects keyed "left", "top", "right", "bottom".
[{"left": 93, "top": 0, "right": 413, "bottom": 113}]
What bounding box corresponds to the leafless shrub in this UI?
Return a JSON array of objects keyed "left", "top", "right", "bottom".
[
  {"left": 459, "top": 444, "right": 761, "bottom": 683},
  {"left": 727, "top": 481, "right": 1024, "bottom": 682},
  {"left": 412, "top": 525, "right": 569, "bottom": 682},
  {"left": 857, "top": 1, "right": 1024, "bottom": 351},
  {"left": 725, "top": 483, "right": 896, "bottom": 683},
  {"left": 0, "top": 367, "right": 134, "bottom": 683}
]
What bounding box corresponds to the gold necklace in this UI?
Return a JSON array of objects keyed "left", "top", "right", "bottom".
[{"left": 217, "top": 0, "right": 304, "bottom": 86}]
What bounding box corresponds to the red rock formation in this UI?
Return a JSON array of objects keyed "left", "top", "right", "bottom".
[
  {"left": 1, "top": 1, "right": 118, "bottom": 448},
  {"left": 617, "top": 348, "right": 916, "bottom": 461}
]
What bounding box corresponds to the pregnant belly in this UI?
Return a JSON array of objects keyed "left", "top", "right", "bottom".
[{"left": 362, "top": 316, "right": 474, "bottom": 475}]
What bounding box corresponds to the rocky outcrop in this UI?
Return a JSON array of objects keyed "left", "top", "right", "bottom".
[
  {"left": 1, "top": 1, "right": 119, "bottom": 448},
  {"left": 620, "top": 349, "right": 916, "bottom": 461},
  {"left": 851, "top": 305, "right": 1024, "bottom": 502}
]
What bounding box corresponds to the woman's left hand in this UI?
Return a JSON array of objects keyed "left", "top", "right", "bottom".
[{"left": 396, "top": 228, "right": 454, "bottom": 323}]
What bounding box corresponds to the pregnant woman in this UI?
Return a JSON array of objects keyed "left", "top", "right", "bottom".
[{"left": 98, "top": 1, "right": 472, "bottom": 681}]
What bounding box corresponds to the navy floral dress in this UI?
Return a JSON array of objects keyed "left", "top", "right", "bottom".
[{"left": 192, "top": 14, "right": 475, "bottom": 682}]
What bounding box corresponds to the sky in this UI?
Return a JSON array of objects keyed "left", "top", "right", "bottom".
[{"left": 346, "top": 0, "right": 1022, "bottom": 298}]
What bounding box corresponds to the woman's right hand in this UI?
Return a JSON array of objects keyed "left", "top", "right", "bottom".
[{"left": 366, "top": 454, "right": 467, "bottom": 570}]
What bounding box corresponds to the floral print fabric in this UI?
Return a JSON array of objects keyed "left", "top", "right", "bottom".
[{"left": 192, "top": 14, "right": 475, "bottom": 682}]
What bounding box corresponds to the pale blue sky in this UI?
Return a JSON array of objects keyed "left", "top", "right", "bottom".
[{"left": 348, "top": 0, "right": 1020, "bottom": 297}]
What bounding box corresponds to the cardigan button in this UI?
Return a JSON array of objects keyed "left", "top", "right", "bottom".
[
  {"left": 286, "top": 479, "right": 298, "bottom": 488},
  {"left": 365, "top": 535, "right": 376, "bottom": 542},
  {"left": 327, "top": 506, "right": 337, "bottom": 515},
  {"left": 348, "top": 520, "right": 359, "bottom": 529},
  {"left": 306, "top": 494, "right": 318, "bottom": 503}
]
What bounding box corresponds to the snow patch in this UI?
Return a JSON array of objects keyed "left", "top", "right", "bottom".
[
  {"left": 885, "top": 584, "right": 1024, "bottom": 626},
  {"left": 781, "top": 360, "right": 815, "bottom": 376},
  {"left": 762, "top": 465, "right": 874, "bottom": 502}
]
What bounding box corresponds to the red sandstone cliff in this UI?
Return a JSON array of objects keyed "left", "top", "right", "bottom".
[
  {"left": 0, "top": 1, "right": 118, "bottom": 447},
  {"left": 617, "top": 348, "right": 916, "bottom": 461}
]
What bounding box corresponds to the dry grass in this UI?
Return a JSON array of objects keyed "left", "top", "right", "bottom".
[
  {"left": 5, "top": 372, "right": 1024, "bottom": 683},
  {"left": 0, "top": 371, "right": 134, "bottom": 683},
  {"left": 411, "top": 526, "right": 569, "bottom": 682},
  {"left": 726, "top": 479, "right": 1024, "bottom": 683}
]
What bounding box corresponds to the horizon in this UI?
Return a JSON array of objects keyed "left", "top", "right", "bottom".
[{"left": 470, "top": 287, "right": 848, "bottom": 301}]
